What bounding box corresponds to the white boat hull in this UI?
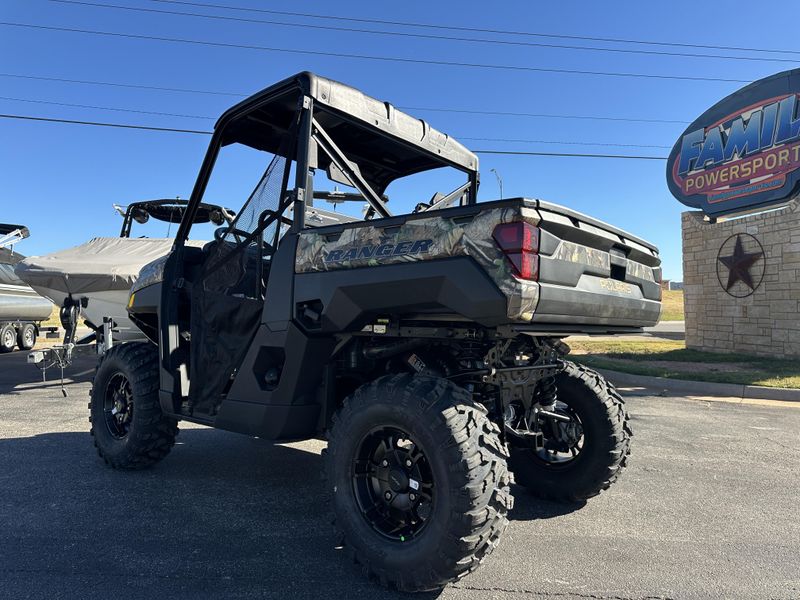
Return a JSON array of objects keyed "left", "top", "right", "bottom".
[
  {"left": 15, "top": 237, "right": 180, "bottom": 341},
  {"left": 29, "top": 285, "right": 143, "bottom": 341},
  {"left": 16, "top": 237, "right": 208, "bottom": 342}
]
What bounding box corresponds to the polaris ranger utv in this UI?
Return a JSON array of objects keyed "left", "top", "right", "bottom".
[{"left": 90, "top": 72, "right": 661, "bottom": 592}]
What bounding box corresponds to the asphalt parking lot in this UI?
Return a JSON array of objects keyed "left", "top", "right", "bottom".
[{"left": 1, "top": 351, "right": 798, "bottom": 600}]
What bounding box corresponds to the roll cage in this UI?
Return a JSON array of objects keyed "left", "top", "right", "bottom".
[
  {"left": 155, "top": 72, "right": 481, "bottom": 412},
  {"left": 174, "top": 72, "right": 480, "bottom": 245}
]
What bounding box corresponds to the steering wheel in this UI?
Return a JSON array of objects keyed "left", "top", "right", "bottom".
[
  {"left": 214, "top": 226, "right": 249, "bottom": 245},
  {"left": 214, "top": 225, "right": 275, "bottom": 255}
]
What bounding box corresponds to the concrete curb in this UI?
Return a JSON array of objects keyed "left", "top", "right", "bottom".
[{"left": 595, "top": 368, "right": 800, "bottom": 403}]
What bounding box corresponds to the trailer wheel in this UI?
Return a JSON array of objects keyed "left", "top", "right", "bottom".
[
  {"left": 326, "top": 373, "right": 512, "bottom": 592},
  {"left": 0, "top": 324, "right": 16, "bottom": 353},
  {"left": 17, "top": 323, "right": 36, "bottom": 350},
  {"left": 89, "top": 341, "right": 178, "bottom": 469},
  {"left": 508, "top": 361, "right": 631, "bottom": 502}
]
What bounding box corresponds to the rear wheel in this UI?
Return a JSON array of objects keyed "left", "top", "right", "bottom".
[
  {"left": 0, "top": 324, "right": 16, "bottom": 353},
  {"left": 508, "top": 361, "right": 631, "bottom": 502},
  {"left": 326, "top": 374, "right": 512, "bottom": 592},
  {"left": 89, "top": 342, "right": 178, "bottom": 469},
  {"left": 17, "top": 323, "right": 36, "bottom": 350}
]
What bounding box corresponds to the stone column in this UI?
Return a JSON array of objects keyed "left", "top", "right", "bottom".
[{"left": 681, "top": 199, "right": 800, "bottom": 358}]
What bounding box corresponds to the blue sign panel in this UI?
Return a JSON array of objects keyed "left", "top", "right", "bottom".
[{"left": 667, "top": 69, "right": 800, "bottom": 217}]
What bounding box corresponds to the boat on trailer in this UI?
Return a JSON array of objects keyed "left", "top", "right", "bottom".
[
  {"left": 0, "top": 224, "right": 54, "bottom": 352},
  {"left": 17, "top": 191, "right": 364, "bottom": 357},
  {"left": 15, "top": 200, "right": 235, "bottom": 343}
]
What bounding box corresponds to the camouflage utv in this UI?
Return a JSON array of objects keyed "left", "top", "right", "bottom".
[{"left": 89, "top": 72, "right": 661, "bottom": 592}]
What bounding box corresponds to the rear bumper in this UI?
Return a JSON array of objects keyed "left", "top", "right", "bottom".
[{"left": 530, "top": 278, "right": 661, "bottom": 329}]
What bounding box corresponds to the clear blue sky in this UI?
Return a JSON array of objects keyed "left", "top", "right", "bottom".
[{"left": 1, "top": 0, "right": 795, "bottom": 280}]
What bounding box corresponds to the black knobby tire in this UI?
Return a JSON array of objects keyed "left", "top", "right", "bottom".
[
  {"left": 326, "top": 373, "right": 513, "bottom": 592},
  {"left": 0, "top": 324, "right": 16, "bottom": 353},
  {"left": 509, "top": 361, "right": 631, "bottom": 502},
  {"left": 17, "top": 323, "right": 36, "bottom": 350},
  {"left": 89, "top": 342, "right": 178, "bottom": 469}
]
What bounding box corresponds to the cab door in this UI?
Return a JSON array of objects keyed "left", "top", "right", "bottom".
[{"left": 189, "top": 153, "right": 292, "bottom": 416}]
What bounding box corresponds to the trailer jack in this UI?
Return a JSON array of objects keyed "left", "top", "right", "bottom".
[{"left": 27, "top": 298, "right": 115, "bottom": 397}]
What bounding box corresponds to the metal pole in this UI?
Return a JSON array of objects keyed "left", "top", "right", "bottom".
[
  {"left": 293, "top": 96, "right": 314, "bottom": 231},
  {"left": 490, "top": 168, "right": 503, "bottom": 200}
]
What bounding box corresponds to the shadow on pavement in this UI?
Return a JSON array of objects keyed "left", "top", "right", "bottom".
[
  {"left": 0, "top": 427, "right": 445, "bottom": 599},
  {"left": 647, "top": 332, "right": 685, "bottom": 341},
  {"left": 0, "top": 350, "right": 96, "bottom": 394},
  {"left": 0, "top": 350, "right": 585, "bottom": 597},
  {"left": 0, "top": 423, "right": 584, "bottom": 598},
  {"left": 508, "top": 487, "right": 586, "bottom": 520}
]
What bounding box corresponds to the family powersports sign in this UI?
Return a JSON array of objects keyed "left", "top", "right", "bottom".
[{"left": 667, "top": 69, "right": 800, "bottom": 217}]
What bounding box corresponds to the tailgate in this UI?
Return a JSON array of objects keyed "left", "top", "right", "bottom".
[{"left": 530, "top": 200, "right": 662, "bottom": 329}]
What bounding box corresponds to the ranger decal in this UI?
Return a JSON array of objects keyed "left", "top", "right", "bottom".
[{"left": 324, "top": 239, "right": 433, "bottom": 264}]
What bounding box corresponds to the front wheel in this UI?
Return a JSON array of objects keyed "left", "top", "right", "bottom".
[
  {"left": 326, "top": 374, "right": 512, "bottom": 592},
  {"left": 89, "top": 342, "right": 178, "bottom": 469},
  {"left": 508, "top": 361, "right": 631, "bottom": 502}
]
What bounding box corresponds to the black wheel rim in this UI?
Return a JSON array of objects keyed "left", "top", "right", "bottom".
[
  {"left": 535, "top": 400, "right": 584, "bottom": 467},
  {"left": 103, "top": 372, "right": 134, "bottom": 439},
  {"left": 351, "top": 426, "right": 434, "bottom": 542}
]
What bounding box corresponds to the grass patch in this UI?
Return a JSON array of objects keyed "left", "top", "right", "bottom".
[
  {"left": 569, "top": 339, "right": 800, "bottom": 389},
  {"left": 659, "top": 290, "right": 684, "bottom": 321}
]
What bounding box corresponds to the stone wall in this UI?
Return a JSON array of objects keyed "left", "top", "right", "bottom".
[{"left": 682, "top": 199, "right": 800, "bottom": 358}]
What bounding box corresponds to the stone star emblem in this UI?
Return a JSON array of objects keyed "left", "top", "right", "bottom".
[{"left": 717, "top": 234, "right": 763, "bottom": 291}]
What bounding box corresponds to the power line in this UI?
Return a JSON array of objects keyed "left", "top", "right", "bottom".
[
  {"left": 475, "top": 150, "right": 667, "bottom": 160},
  {"left": 460, "top": 136, "right": 670, "bottom": 149},
  {"left": 0, "top": 95, "right": 215, "bottom": 119},
  {"left": 0, "top": 96, "right": 672, "bottom": 148},
  {"left": 0, "top": 73, "right": 690, "bottom": 124},
  {"left": 146, "top": 0, "right": 800, "bottom": 58},
  {"left": 48, "top": 0, "right": 800, "bottom": 65},
  {"left": 0, "top": 112, "right": 669, "bottom": 159},
  {"left": 0, "top": 72, "right": 243, "bottom": 96},
  {"left": 0, "top": 113, "right": 212, "bottom": 134},
  {"left": 0, "top": 21, "right": 754, "bottom": 84},
  {"left": 404, "top": 106, "right": 688, "bottom": 125}
]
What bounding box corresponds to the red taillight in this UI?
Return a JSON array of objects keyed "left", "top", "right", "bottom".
[{"left": 492, "top": 222, "right": 540, "bottom": 280}]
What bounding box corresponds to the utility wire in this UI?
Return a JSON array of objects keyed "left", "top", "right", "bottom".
[
  {"left": 0, "top": 21, "right": 754, "bottom": 84},
  {"left": 460, "top": 136, "right": 670, "bottom": 149},
  {"left": 146, "top": 0, "right": 800, "bottom": 57},
  {"left": 0, "top": 113, "right": 212, "bottom": 134},
  {"left": 0, "top": 72, "right": 243, "bottom": 96},
  {"left": 48, "top": 0, "right": 800, "bottom": 65},
  {"left": 0, "top": 95, "right": 215, "bottom": 119},
  {"left": 0, "top": 96, "right": 672, "bottom": 148},
  {"left": 475, "top": 150, "right": 667, "bottom": 160},
  {"left": 404, "top": 106, "right": 689, "bottom": 125},
  {"left": 0, "top": 73, "right": 691, "bottom": 124},
  {"left": 0, "top": 113, "right": 669, "bottom": 159}
]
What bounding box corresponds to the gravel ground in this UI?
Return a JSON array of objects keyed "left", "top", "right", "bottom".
[{"left": 1, "top": 350, "right": 798, "bottom": 600}]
